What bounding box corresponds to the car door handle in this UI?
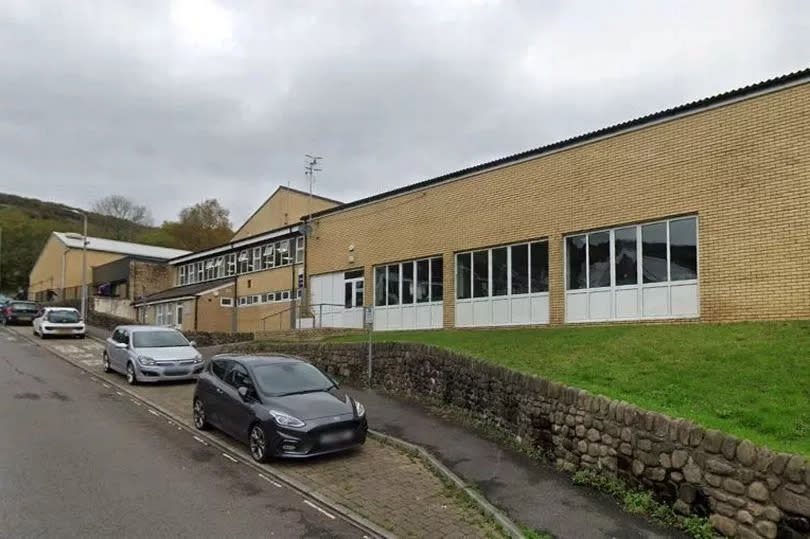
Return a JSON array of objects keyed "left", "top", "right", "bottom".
[{"left": 216, "top": 388, "right": 223, "bottom": 394}]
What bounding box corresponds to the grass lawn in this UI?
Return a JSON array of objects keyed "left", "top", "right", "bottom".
[{"left": 328, "top": 321, "right": 810, "bottom": 456}]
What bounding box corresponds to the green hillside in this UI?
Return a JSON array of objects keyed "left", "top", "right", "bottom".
[{"left": 0, "top": 193, "right": 166, "bottom": 296}]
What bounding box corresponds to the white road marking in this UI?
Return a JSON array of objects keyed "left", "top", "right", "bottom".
[
  {"left": 147, "top": 409, "right": 159, "bottom": 416},
  {"left": 257, "top": 473, "right": 283, "bottom": 488},
  {"left": 193, "top": 436, "right": 208, "bottom": 445},
  {"left": 221, "top": 453, "right": 238, "bottom": 463},
  {"left": 130, "top": 399, "right": 141, "bottom": 407},
  {"left": 303, "top": 500, "right": 335, "bottom": 519},
  {"left": 115, "top": 391, "right": 123, "bottom": 396},
  {"left": 102, "top": 383, "right": 110, "bottom": 388}
]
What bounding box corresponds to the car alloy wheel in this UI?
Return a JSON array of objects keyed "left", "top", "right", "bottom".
[
  {"left": 249, "top": 424, "right": 268, "bottom": 463},
  {"left": 126, "top": 363, "right": 137, "bottom": 385},
  {"left": 102, "top": 353, "right": 111, "bottom": 373},
  {"left": 193, "top": 399, "right": 209, "bottom": 430}
]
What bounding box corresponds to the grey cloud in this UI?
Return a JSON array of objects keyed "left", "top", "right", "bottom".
[{"left": 0, "top": 0, "right": 808, "bottom": 225}]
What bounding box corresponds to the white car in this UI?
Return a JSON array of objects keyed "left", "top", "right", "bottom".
[{"left": 33, "top": 307, "right": 86, "bottom": 339}]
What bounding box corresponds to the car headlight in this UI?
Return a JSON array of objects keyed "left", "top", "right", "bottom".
[
  {"left": 354, "top": 401, "right": 366, "bottom": 417},
  {"left": 137, "top": 356, "right": 156, "bottom": 366},
  {"left": 193, "top": 354, "right": 203, "bottom": 363},
  {"left": 269, "top": 410, "right": 305, "bottom": 428}
]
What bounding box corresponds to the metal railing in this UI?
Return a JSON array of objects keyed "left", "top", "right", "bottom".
[{"left": 259, "top": 302, "right": 347, "bottom": 331}]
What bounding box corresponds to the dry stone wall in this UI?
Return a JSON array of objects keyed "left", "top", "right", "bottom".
[{"left": 229, "top": 341, "right": 810, "bottom": 538}]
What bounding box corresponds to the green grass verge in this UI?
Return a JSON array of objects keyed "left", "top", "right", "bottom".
[{"left": 328, "top": 321, "right": 810, "bottom": 456}]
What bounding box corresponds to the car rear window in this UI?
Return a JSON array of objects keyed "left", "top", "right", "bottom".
[
  {"left": 132, "top": 330, "right": 189, "bottom": 348},
  {"left": 47, "top": 310, "right": 80, "bottom": 323},
  {"left": 11, "top": 302, "right": 39, "bottom": 311}
]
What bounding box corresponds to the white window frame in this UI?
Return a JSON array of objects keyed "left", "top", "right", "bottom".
[
  {"left": 374, "top": 256, "right": 443, "bottom": 307},
  {"left": 263, "top": 244, "right": 275, "bottom": 269},
  {"left": 455, "top": 240, "right": 548, "bottom": 301},
  {"left": 281, "top": 290, "right": 290, "bottom": 301},
  {"left": 220, "top": 297, "right": 233, "bottom": 307},
  {"left": 238, "top": 250, "right": 249, "bottom": 273},
  {"left": 563, "top": 215, "right": 699, "bottom": 322},
  {"left": 252, "top": 247, "right": 262, "bottom": 273},
  {"left": 178, "top": 266, "right": 186, "bottom": 286},
  {"left": 196, "top": 262, "right": 204, "bottom": 283},
  {"left": 226, "top": 254, "right": 236, "bottom": 276},
  {"left": 215, "top": 256, "right": 224, "bottom": 278},
  {"left": 295, "top": 236, "right": 304, "bottom": 264}
]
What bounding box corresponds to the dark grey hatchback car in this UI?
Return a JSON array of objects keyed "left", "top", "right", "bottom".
[{"left": 193, "top": 354, "right": 367, "bottom": 462}]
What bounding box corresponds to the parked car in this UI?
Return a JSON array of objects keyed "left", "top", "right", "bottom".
[
  {"left": 193, "top": 354, "right": 367, "bottom": 462},
  {"left": 1, "top": 300, "right": 42, "bottom": 326},
  {"left": 33, "top": 307, "right": 86, "bottom": 339},
  {"left": 103, "top": 325, "right": 203, "bottom": 384}
]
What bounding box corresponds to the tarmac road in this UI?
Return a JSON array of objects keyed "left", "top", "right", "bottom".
[{"left": 0, "top": 328, "right": 364, "bottom": 538}]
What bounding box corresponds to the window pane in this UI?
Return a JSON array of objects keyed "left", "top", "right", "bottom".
[
  {"left": 416, "top": 260, "right": 430, "bottom": 303},
  {"left": 473, "top": 251, "right": 489, "bottom": 298},
  {"left": 566, "top": 235, "right": 587, "bottom": 290},
  {"left": 614, "top": 227, "right": 638, "bottom": 285},
  {"left": 588, "top": 232, "right": 611, "bottom": 288},
  {"left": 274, "top": 242, "right": 283, "bottom": 266},
  {"left": 344, "top": 282, "right": 353, "bottom": 309},
  {"left": 511, "top": 244, "right": 528, "bottom": 294},
  {"left": 431, "top": 257, "right": 443, "bottom": 302},
  {"left": 375, "top": 267, "right": 386, "bottom": 306},
  {"left": 670, "top": 218, "right": 697, "bottom": 281},
  {"left": 642, "top": 223, "right": 668, "bottom": 283},
  {"left": 492, "top": 247, "right": 508, "bottom": 296},
  {"left": 344, "top": 269, "right": 363, "bottom": 279},
  {"left": 355, "top": 281, "right": 364, "bottom": 307},
  {"left": 402, "top": 262, "right": 414, "bottom": 304},
  {"left": 530, "top": 242, "right": 549, "bottom": 292},
  {"left": 456, "top": 253, "right": 471, "bottom": 299},
  {"left": 387, "top": 264, "right": 400, "bottom": 305}
]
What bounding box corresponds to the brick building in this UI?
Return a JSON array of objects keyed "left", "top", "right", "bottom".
[
  {"left": 135, "top": 187, "right": 340, "bottom": 332},
  {"left": 303, "top": 69, "right": 810, "bottom": 330}
]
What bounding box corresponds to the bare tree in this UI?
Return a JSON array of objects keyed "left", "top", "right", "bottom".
[{"left": 92, "top": 195, "right": 153, "bottom": 240}]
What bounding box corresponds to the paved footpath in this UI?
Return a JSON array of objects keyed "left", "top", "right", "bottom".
[{"left": 7, "top": 326, "right": 504, "bottom": 538}]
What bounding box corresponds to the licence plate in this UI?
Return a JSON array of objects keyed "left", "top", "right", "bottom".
[
  {"left": 320, "top": 430, "right": 353, "bottom": 445},
  {"left": 56, "top": 329, "right": 72, "bottom": 334},
  {"left": 165, "top": 369, "right": 189, "bottom": 376},
  {"left": 17, "top": 316, "right": 31, "bottom": 321}
]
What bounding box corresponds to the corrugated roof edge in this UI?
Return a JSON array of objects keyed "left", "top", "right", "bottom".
[{"left": 304, "top": 67, "right": 810, "bottom": 220}]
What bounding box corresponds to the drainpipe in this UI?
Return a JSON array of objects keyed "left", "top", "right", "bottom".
[
  {"left": 61, "top": 249, "right": 69, "bottom": 297},
  {"left": 194, "top": 295, "right": 199, "bottom": 332}
]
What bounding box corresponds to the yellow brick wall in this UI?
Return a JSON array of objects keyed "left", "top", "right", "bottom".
[
  {"left": 232, "top": 188, "right": 337, "bottom": 241},
  {"left": 307, "top": 82, "right": 810, "bottom": 326},
  {"left": 29, "top": 235, "right": 125, "bottom": 300}
]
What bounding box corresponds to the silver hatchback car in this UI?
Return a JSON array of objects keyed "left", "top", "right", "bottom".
[{"left": 103, "top": 325, "right": 204, "bottom": 384}]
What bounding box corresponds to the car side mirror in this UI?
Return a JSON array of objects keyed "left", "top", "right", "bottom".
[
  {"left": 237, "top": 386, "right": 251, "bottom": 401},
  {"left": 115, "top": 342, "right": 128, "bottom": 349},
  {"left": 188, "top": 340, "right": 197, "bottom": 348}
]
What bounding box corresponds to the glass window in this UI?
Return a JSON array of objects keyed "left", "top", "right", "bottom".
[
  {"left": 530, "top": 242, "right": 549, "bottom": 292},
  {"left": 216, "top": 257, "right": 225, "bottom": 278},
  {"left": 670, "top": 218, "right": 697, "bottom": 281},
  {"left": 492, "top": 247, "right": 508, "bottom": 296},
  {"left": 132, "top": 330, "right": 189, "bottom": 348},
  {"left": 274, "top": 242, "right": 283, "bottom": 266},
  {"left": 642, "top": 222, "right": 668, "bottom": 283},
  {"left": 402, "top": 262, "right": 414, "bottom": 304},
  {"left": 588, "top": 231, "right": 611, "bottom": 288},
  {"left": 416, "top": 260, "right": 430, "bottom": 303},
  {"left": 614, "top": 227, "right": 638, "bottom": 285},
  {"left": 197, "top": 262, "right": 204, "bottom": 282},
  {"left": 238, "top": 251, "right": 249, "bottom": 273},
  {"left": 281, "top": 290, "right": 290, "bottom": 300},
  {"left": 295, "top": 237, "right": 304, "bottom": 264},
  {"left": 355, "top": 281, "right": 364, "bottom": 307},
  {"left": 431, "top": 257, "right": 443, "bottom": 302},
  {"left": 252, "top": 248, "right": 261, "bottom": 272},
  {"left": 472, "top": 251, "right": 489, "bottom": 298},
  {"left": 566, "top": 235, "right": 587, "bottom": 290},
  {"left": 226, "top": 363, "right": 253, "bottom": 390},
  {"left": 511, "top": 244, "right": 528, "bottom": 294},
  {"left": 344, "top": 282, "right": 353, "bottom": 309},
  {"left": 211, "top": 359, "right": 230, "bottom": 381},
  {"left": 226, "top": 254, "right": 236, "bottom": 276},
  {"left": 345, "top": 269, "right": 363, "bottom": 279},
  {"left": 456, "top": 253, "right": 471, "bottom": 299},
  {"left": 375, "top": 267, "right": 386, "bottom": 306},
  {"left": 387, "top": 264, "right": 400, "bottom": 306},
  {"left": 252, "top": 362, "right": 333, "bottom": 397},
  {"left": 279, "top": 240, "right": 290, "bottom": 265}
]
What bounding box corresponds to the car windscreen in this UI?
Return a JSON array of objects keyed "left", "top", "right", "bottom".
[
  {"left": 251, "top": 362, "right": 334, "bottom": 397},
  {"left": 47, "top": 310, "right": 80, "bottom": 323},
  {"left": 132, "top": 330, "right": 189, "bottom": 348}
]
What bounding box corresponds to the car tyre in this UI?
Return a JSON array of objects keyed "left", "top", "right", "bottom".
[
  {"left": 126, "top": 362, "right": 138, "bottom": 385},
  {"left": 193, "top": 399, "right": 210, "bottom": 430},
  {"left": 102, "top": 352, "right": 112, "bottom": 373},
  {"left": 249, "top": 423, "right": 270, "bottom": 463}
]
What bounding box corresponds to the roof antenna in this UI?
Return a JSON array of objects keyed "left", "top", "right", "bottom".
[{"left": 304, "top": 154, "right": 322, "bottom": 233}]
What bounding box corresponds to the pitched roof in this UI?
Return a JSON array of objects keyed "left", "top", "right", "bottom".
[
  {"left": 306, "top": 67, "right": 810, "bottom": 220},
  {"left": 232, "top": 185, "right": 341, "bottom": 239},
  {"left": 53, "top": 232, "right": 189, "bottom": 260},
  {"left": 136, "top": 277, "right": 232, "bottom": 304}
]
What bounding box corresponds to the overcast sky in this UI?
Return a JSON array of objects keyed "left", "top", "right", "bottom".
[{"left": 0, "top": 1, "right": 808, "bottom": 226}]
